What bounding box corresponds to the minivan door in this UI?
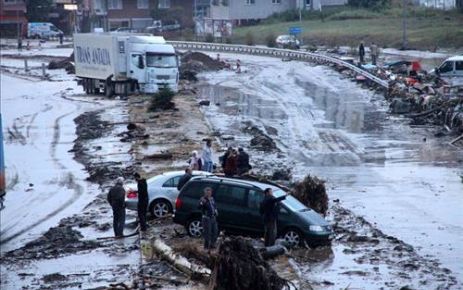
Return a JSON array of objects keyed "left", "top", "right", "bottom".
[
  {"left": 129, "top": 53, "right": 145, "bottom": 84},
  {"left": 245, "top": 189, "right": 265, "bottom": 236},
  {"left": 214, "top": 184, "right": 248, "bottom": 232}
]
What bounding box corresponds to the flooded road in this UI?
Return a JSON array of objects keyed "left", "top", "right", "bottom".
[{"left": 197, "top": 53, "right": 463, "bottom": 289}]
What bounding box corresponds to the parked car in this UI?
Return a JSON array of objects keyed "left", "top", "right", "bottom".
[
  {"left": 275, "top": 35, "right": 300, "bottom": 49},
  {"left": 145, "top": 20, "right": 181, "bottom": 34},
  {"left": 124, "top": 171, "right": 213, "bottom": 218},
  {"left": 432, "top": 55, "right": 463, "bottom": 86},
  {"left": 173, "top": 176, "right": 333, "bottom": 247},
  {"left": 112, "top": 27, "right": 139, "bottom": 33}
]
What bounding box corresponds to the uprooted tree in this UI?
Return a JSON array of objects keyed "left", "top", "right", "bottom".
[
  {"left": 292, "top": 175, "right": 329, "bottom": 216},
  {"left": 209, "top": 237, "right": 291, "bottom": 290}
]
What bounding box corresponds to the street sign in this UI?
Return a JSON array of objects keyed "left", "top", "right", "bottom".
[{"left": 289, "top": 27, "right": 302, "bottom": 35}]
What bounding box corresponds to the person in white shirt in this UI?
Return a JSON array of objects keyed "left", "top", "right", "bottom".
[{"left": 202, "top": 140, "right": 213, "bottom": 173}]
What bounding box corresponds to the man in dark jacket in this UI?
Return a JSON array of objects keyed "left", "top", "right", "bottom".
[
  {"left": 358, "top": 41, "right": 365, "bottom": 64},
  {"left": 177, "top": 168, "right": 192, "bottom": 191},
  {"left": 108, "top": 177, "right": 126, "bottom": 237},
  {"left": 199, "top": 187, "right": 218, "bottom": 251},
  {"left": 260, "top": 188, "right": 287, "bottom": 247},
  {"left": 237, "top": 148, "right": 251, "bottom": 175},
  {"left": 134, "top": 173, "right": 148, "bottom": 232}
]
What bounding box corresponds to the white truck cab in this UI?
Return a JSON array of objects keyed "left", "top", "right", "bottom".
[
  {"left": 73, "top": 33, "right": 179, "bottom": 96},
  {"left": 126, "top": 36, "right": 178, "bottom": 93},
  {"left": 434, "top": 55, "right": 463, "bottom": 86}
]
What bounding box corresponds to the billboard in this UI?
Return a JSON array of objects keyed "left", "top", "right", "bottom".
[{"left": 195, "top": 18, "right": 233, "bottom": 38}]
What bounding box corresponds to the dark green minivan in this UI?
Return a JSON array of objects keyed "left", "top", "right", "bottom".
[{"left": 173, "top": 176, "right": 333, "bottom": 247}]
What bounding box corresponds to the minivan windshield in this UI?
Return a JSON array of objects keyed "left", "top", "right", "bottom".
[
  {"left": 274, "top": 189, "right": 306, "bottom": 212},
  {"left": 146, "top": 53, "right": 177, "bottom": 68}
]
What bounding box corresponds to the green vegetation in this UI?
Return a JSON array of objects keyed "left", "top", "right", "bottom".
[
  {"left": 231, "top": 7, "right": 463, "bottom": 49},
  {"left": 149, "top": 88, "right": 175, "bottom": 111}
]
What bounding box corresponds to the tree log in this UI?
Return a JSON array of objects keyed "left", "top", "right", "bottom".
[{"left": 149, "top": 238, "right": 211, "bottom": 282}]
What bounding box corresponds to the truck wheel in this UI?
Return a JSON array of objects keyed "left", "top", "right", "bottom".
[
  {"left": 105, "top": 81, "right": 114, "bottom": 98},
  {"left": 123, "top": 83, "right": 128, "bottom": 97},
  {"left": 83, "top": 79, "right": 90, "bottom": 95}
]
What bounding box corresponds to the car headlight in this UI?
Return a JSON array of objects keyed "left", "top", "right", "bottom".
[{"left": 309, "top": 225, "right": 324, "bottom": 232}]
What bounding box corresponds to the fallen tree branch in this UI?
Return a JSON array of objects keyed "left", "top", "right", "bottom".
[
  {"left": 141, "top": 274, "right": 188, "bottom": 285},
  {"left": 145, "top": 153, "right": 173, "bottom": 160},
  {"left": 407, "top": 106, "right": 443, "bottom": 118},
  {"left": 149, "top": 237, "right": 211, "bottom": 283},
  {"left": 450, "top": 134, "right": 463, "bottom": 145}
]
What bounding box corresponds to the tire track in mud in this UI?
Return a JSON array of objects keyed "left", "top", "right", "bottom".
[{"left": 1, "top": 101, "right": 85, "bottom": 246}]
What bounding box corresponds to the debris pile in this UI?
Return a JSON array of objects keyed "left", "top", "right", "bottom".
[
  {"left": 118, "top": 123, "right": 149, "bottom": 142},
  {"left": 179, "top": 51, "right": 226, "bottom": 81},
  {"left": 271, "top": 168, "right": 292, "bottom": 181},
  {"left": 242, "top": 122, "right": 278, "bottom": 152},
  {"left": 320, "top": 53, "right": 463, "bottom": 137},
  {"left": 72, "top": 111, "right": 135, "bottom": 184},
  {"left": 387, "top": 80, "right": 463, "bottom": 134},
  {"left": 48, "top": 52, "right": 75, "bottom": 74},
  {"left": 6, "top": 226, "right": 100, "bottom": 260},
  {"left": 209, "top": 237, "right": 291, "bottom": 290},
  {"left": 292, "top": 175, "right": 328, "bottom": 216}
]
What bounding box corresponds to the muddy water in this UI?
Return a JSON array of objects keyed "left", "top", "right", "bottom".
[{"left": 197, "top": 54, "right": 463, "bottom": 289}]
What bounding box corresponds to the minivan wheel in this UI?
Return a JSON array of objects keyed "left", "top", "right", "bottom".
[
  {"left": 187, "top": 218, "right": 203, "bottom": 238},
  {"left": 283, "top": 229, "right": 302, "bottom": 247},
  {"left": 150, "top": 200, "right": 171, "bottom": 218}
]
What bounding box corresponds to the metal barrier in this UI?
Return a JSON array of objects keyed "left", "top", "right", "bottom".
[{"left": 169, "top": 41, "right": 389, "bottom": 89}]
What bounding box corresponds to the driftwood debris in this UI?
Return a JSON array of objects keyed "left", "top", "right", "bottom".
[
  {"left": 145, "top": 153, "right": 173, "bottom": 160},
  {"left": 450, "top": 134, "right": 463, "bottom": 145},
  {"left": 148, "top": 238, "right": 211, "bottom": 282},
  {"left": 292, "top": 175, "right": 329, "bottom": 216},
  {"left": 209, "top": 237, "right": 291, "bottom": 290}
]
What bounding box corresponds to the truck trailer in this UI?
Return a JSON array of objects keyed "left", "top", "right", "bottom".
[{"left": 73, "top": 33, "right": 179, "bottom": 97}]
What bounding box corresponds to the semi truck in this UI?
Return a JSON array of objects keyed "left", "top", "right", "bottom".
[{"left": 73, "top": 33, "right": 179, "bottom": 97}]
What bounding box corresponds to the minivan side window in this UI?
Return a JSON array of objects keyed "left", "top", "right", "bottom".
[
  {"left": 439, "top": 61, "right": 453, "bottom": 73},
  {"left": 455, "top": 61, "right": 463, "bottom": 71},
  {"left": 215, "top": 185, "right": 247, "bottom": 206},
  {"left": 248, "top": 189, "right": 264, "bottom": 209},
  {"left": 181, "top": 181, "right": 216, "bottom": 198}
]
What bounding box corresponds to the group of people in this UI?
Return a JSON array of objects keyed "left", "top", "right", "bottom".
[
  {"left": 187, "top": 141, "right": 252, "bottom": 177},
  {"left": 220, "top": 147, "right": 252, "bottom": 177},
  {"left": 188, "top": 140, "right": 214, "bottom": 173},
  {"left": 107, "top": 140, "right": 254, "bottom": 242},
  {"left": 358, "top": 41, "right": 380, "bottom": 65},
  {"left": 107, "top": 173, "right": 148, "bottom": 238},
  {"left": 199, "top": 186, "right": 288, "bottom": 251}
]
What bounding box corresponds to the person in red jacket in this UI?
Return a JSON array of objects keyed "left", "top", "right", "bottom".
[{"left": 223, "top": 149, "right": 238, "bottom": 177}]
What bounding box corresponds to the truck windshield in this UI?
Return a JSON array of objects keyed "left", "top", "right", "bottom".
[{"left": 146, "top": 53, "right": 177, "bottom": 68}]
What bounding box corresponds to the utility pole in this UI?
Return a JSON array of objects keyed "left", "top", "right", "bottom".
[
  {"left": 402, "top": 0, "right": 408, "bottom": 50},
  {"left": 299, "top": 0, "right": 302, "bottom": 22}
]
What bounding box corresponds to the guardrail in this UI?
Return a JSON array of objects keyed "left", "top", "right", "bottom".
[{"left": 169, "top": 41, "right": 389, "bottom": 89}]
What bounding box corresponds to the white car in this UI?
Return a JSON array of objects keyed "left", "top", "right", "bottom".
[
  {"left": 124, "top": 170, "right": 213, "bottom": 218},
  {"left": 276, "top": 35, "right": 300, "bottom": 49}
]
